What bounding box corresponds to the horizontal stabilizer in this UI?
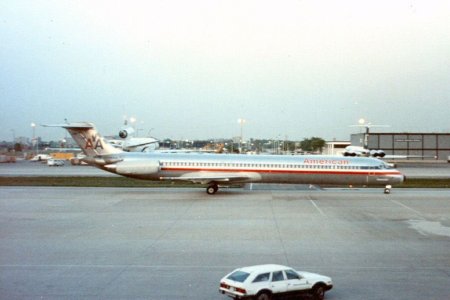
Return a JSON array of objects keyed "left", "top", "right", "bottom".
[{"left": 42, "top": 122, "right": 95, "bottom": 129}]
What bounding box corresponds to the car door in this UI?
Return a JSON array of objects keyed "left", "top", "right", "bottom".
[
  {"left": 284, "top": 269, "right": 309, "bottom": 293},
  {"left": 270, "top": 271, "right": 288, "bottom": 294}
]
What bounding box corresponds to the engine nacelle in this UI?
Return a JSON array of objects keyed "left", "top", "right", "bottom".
[
  {"left": 119, "top": 127, "right": 135, "bottom": 139},
  {"left": 114, "top": 160, "right": 160, "bottom": 175},
  {"left": 343, "top": 152, "right": 357, "bottom": 157},
  {"left": 370, "top": 150, "right": 386, "bottom": 157}
]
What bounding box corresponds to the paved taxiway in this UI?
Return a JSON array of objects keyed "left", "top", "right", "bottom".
[{"left": 1, "top": 187, "right": 450, "bottom": 299}]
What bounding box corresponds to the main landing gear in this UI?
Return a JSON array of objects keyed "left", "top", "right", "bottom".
[{"left": 206, "top": 184, "right": 219, "bottom": 195}]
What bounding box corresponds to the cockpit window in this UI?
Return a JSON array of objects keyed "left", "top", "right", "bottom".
[{"left": 380, "top": 163, "right": 392, "bottom": 169}]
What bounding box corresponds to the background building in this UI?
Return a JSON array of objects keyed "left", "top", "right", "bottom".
[
  {"left": 351, "top": 133, "right": 450, "bottom": 161},
  {"left": 323, "top": 141, "right": 351, "bottom": 156}
]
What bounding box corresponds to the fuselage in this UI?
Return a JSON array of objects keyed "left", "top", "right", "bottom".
[{"left": 98, "top": 152, "right": 404, "bottom": 187}]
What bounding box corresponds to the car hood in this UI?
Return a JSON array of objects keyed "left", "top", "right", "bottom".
[{"left": 297, "top": 271, "right": 332, "bottom": 283}]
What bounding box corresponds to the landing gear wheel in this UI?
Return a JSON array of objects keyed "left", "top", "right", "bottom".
[
  {"left": 206, "top": 184, "right": 218, "bottom": 195},
  {"left": 384, "top": 185, "right": 392, "bottom": 194}
]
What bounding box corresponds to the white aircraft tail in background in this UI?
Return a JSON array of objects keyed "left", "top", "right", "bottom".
[{"left": 108, "top": 124, "right": 159, "bottom": 152}]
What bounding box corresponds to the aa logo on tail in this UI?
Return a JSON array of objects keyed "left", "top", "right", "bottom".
[{"left": 85, "top": 134, "right": 104, "bottom": 150}]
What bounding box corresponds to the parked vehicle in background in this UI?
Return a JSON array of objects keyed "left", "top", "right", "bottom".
[
  {"left": 47, "top": 159, "right": 65, "bottom": 166},
  {"left": 219, "top": 264, "right": 333, "bottom": 300},
  {"left": 70, "top": 153, "right": 87, "bottom": 165},
  {"left": 0, "top": 155, "right": 16, "bottom": 163}
]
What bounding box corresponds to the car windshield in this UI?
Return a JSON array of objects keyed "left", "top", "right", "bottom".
[{"left": 227, "top": 271, "right": 250, "bottom": 283}]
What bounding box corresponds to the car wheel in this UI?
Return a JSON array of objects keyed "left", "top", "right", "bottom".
[
  {"left": 312, "top": 285, "right": 325, "bottom": 300},
  {"left": 255, "top": 291, "right": 271, "bottom": 300}
]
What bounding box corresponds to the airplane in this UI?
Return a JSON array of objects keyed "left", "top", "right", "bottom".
[
  {"left": 107, "top": 125, "right": 160, "bottom": 152},
  {"left": 342, "top": 145, "right": 437, "bottom": 161},
  {"left": 343, "top": 145, "right": 386, "bottom": 157},
  {"left": 43, "top": 122, "right": 405, "bottom": 194}
]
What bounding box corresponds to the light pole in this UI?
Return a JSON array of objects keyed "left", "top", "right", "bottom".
[
  {"left": 129, "top": 117, "right": 136, "bottom": 137},
  {"left": 31, "top": 123, "right": 37, "bottom": 153},
  {"left": 238, "top": 118, "right": 246, "bottom": 153},
  {"left": 11, "top": 129, "right": 15, "bottom": 151}
]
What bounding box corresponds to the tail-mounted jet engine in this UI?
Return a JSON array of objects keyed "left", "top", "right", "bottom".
[
  {"left": 119, "top": 127, "right": 135, "bottom": 139},
  {"left": 370, "top": 150, "right": 386, "bottom": 158},
  {"left": 110, "top": 160, "right": 160, "bottom": 176}
]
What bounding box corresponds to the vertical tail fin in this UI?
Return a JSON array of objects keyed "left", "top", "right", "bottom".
[{"left": 43, "top": 122, "right": 122, "bottom": 156}]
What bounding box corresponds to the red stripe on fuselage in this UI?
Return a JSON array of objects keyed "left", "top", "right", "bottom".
[{"left": 160, "top": 167, "right": 402, "bottom": 176}]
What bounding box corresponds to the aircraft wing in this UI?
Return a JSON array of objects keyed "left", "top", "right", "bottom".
[{"left": 160, "top": 172, "right": 261, "bottom": 185}]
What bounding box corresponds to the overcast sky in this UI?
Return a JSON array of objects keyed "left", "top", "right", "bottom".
[{"left": 1, "top": 0, "right": 449, "bottom": 142}]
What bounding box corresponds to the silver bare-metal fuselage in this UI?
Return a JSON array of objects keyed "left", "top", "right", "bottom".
[{"left": 98, "top": 152, "right": 404, "bottom": 187}]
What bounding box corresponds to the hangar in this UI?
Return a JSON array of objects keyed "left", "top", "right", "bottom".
[{"left": 351, "top": 133, "right": 450, "bottom": 161}]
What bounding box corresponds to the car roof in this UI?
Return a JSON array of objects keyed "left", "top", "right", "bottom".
[{"left": 237, "top": 264, "right": 291, "bottom": 274}]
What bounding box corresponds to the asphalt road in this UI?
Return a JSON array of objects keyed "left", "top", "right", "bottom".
[
  {"left": 1, "top": 187, "right": 450, "bottom": 299},
  {"left": 0, "top": 160, "right": 118, "bottom": 177}
]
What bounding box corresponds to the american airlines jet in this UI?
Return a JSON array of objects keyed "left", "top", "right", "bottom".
[{"left": 45, "top": 122, "right": 404, "bottom": 194}]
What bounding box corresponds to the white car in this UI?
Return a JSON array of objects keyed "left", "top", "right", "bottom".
[
  {"left": 219, "top": 264, "right": 333, "bottom": 300},
  {"left": 47, "top": 159, "right": 65, "bottom": 166}
]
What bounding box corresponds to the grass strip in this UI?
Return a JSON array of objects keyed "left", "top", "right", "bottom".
[
  {"left": 395, "top": 178, "right": 450, "bottom": 188},
  {"left": 0, "top": 177, "right": 449, "bottom": 188}
]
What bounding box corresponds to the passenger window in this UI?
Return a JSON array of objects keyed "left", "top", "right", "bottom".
[
  {"left": 272, "top": 271, "right": 284, "bottom": 282},
  {"left": 253, "top": 273, "right": 270, "bottom": 283},
  {"left": 285, "top": 269, "right": 300, "bottom": 280}
]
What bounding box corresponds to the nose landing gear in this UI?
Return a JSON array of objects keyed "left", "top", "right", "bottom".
[{"left": 384, "top": 185, "right": 392, "bottom": 194}]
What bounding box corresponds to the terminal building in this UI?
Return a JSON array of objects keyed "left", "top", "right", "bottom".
[{"left": 351, "top": 132, "right": 450, "bottom": 161}]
